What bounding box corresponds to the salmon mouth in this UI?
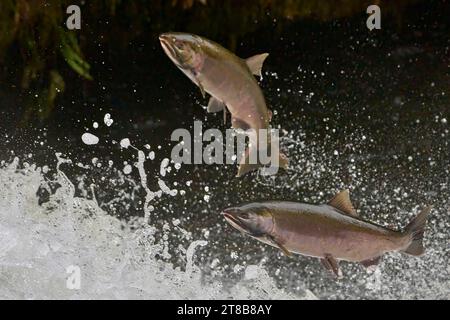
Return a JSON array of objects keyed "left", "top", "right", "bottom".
[
  {"left": 159, "top": 34, "right": 187, "bottom": 70},
  {"left": 159, "top": 35, "right": 176, "bottom": 58},
  {"left": 159, "top": 34, "right": 171, "bottom": 46},
  {"left": 222, "top": 212, "right": 240, "bottom": 226},
  {"left": 222, "top": 208, "right": 251, "bottom": 234}
]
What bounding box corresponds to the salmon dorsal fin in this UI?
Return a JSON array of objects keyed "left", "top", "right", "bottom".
[
  {"left": 246, "top": 53, "right": 269, "bottom": 78},
  {"left": 328, "top": 189, "right": 357, "bottom": 217}
]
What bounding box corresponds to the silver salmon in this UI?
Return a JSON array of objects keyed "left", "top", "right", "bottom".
[
  {"left": 222, "top": 189, "right": 432, "bottom": 277},
  {"left": 159, "top": 32, "right": 288, "bottom": 176}
]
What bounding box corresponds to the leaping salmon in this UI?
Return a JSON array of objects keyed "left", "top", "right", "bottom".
[
  {"left": 222, "top": 189, "right": 432, "bottom": 277},
  {"left": 159, "top": 32, "right": 288, "bottom": 177}
]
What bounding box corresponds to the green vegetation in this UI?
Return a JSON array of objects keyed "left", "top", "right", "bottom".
[{"left": 0, "top": 0, "right": 419, "bottom": 120}]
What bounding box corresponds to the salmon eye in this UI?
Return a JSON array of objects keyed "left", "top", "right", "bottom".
[
  {"left": 237, "top": 212, "right": 252, "bottom": 221},
  {"left": 174, "top": 40, "right": 185, "bottom": 50},
  {"left": 241, "top": 212, "right": 259, "bottom": 221}
]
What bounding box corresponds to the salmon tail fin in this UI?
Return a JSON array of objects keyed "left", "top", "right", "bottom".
[
  {"left": 402, "top": 206, "right": 432, "bottom": 256},
  {"left": 236, "top": 146, "right": 260, "bottom": 177},
  {"left": 236, "top": 145, "right": 288, "bottom": 177}
]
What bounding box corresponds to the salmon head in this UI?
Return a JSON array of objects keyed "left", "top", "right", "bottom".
[
  {"left": 159, "top": 32, "right": 205, "bottom": 80},
  {"left": 222, "top": 205, "right": 274, "bottom": 237}
]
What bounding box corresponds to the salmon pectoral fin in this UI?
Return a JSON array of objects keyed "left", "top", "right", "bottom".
[
  {"left": 207, "top": 96, "right": 225, "bottom": 113},
  {"left": 360, "top": 256, "right": 381, "bottom": 269},
  {"left": 196, "top": 78, "right": 206, "bottom": 98},
  {"left": 321, "top": 254, "right": 342, "bottom": 278},
  {"left": 267, "top": 235, "right": 291, "bottom": 257}
]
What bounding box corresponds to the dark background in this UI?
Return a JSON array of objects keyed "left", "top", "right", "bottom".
[{"left": 0, "top": 0, "right": 449, "bottom": 299}]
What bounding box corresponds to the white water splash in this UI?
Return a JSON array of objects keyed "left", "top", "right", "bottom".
[
  {"left": 104, "top": 113, "right": 114, "bottom": 127},
  {"left": 0, "top": 157, "right": 306, "bottom": 299},
  {"left": 160, "top": 158, "right": 170, "bottom": 176},
  {"left": 123, "top": 164, "right": 132, "bottom": 175},
  {"left": 120, "top": 138, "right": 131, "bottom": 149},
  {"left": 81, "top": 133, "right": 99, "bottom": 145}
]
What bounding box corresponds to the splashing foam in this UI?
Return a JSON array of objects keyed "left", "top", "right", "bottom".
[
  {"left": 81, "top": 133, "right": 99, "bottom": 145},
  {"left": 0, "top": 157, "right": 310, "bottom": 299},
  {"left": 252, "top": 129, "right": 450, "bottom": 299}
]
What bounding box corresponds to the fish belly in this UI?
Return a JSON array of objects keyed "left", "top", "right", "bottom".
[{"left": 200, "top": 58, "right": 268, "bottom": 128}]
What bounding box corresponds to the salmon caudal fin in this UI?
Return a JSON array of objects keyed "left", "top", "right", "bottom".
[
  {"left": 236, "top": 145, "right": 288, "bottom": 177},
  {"left": 402, "top": 206, "right": 432, "bottom": 256}
]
